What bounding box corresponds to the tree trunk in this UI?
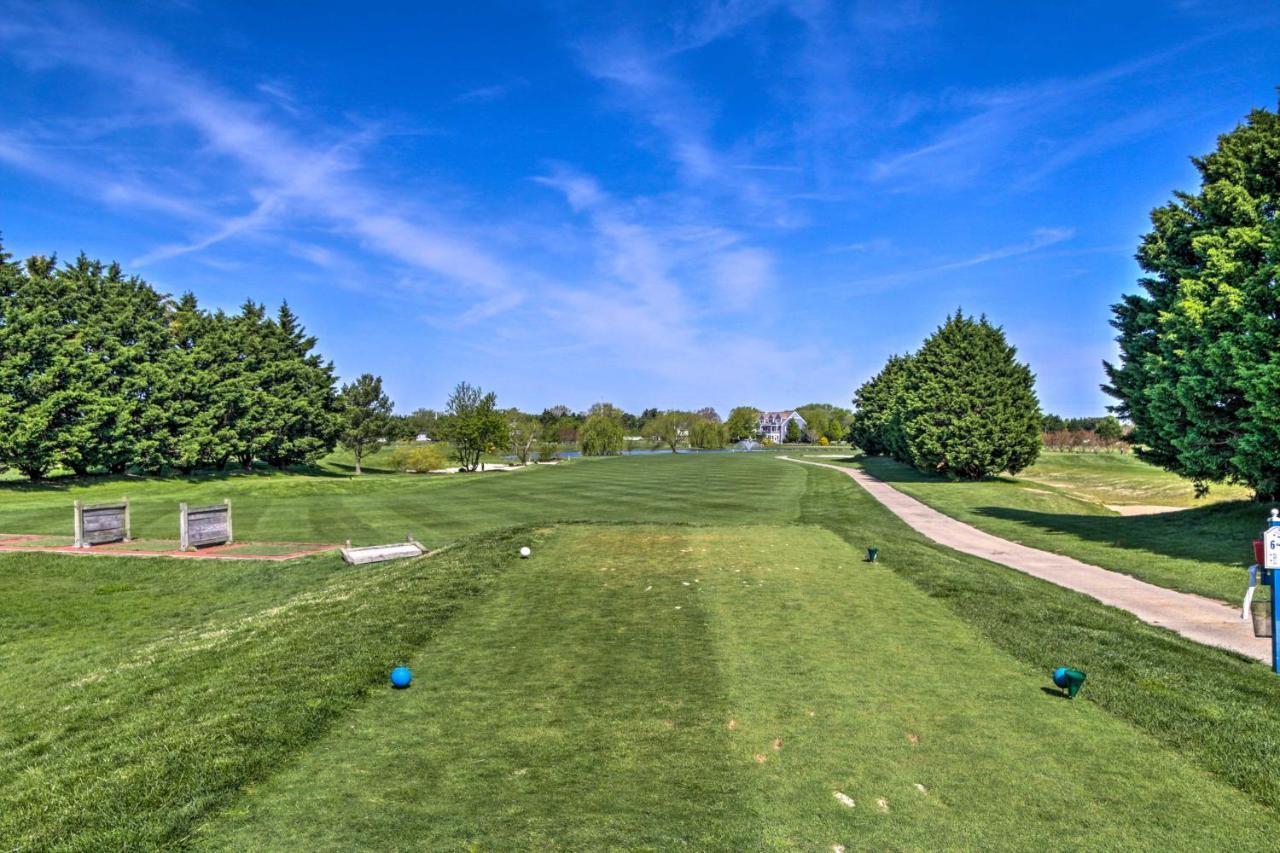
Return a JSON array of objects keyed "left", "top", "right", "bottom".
[{"left": 354, "top": 445, "right": 363, "bottom": 475}]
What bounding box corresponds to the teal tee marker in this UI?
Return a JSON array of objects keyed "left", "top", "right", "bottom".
[{"left": 1052, "top": 667, "right": 1086, "bottom": 699}]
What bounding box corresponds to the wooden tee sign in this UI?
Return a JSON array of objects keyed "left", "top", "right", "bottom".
[
  {"left": 74, "top": 499, "right": 130, "bottom": 548},
  {"left": 180, "top": 500, "right": 233, "bottom": 551}
]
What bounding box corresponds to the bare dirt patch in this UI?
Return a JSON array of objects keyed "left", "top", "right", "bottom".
[{"left": 1106, "top": 504, "right": 1185, "bottom": 516}]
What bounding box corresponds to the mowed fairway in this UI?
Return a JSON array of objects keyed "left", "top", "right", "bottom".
[
  {"left": 1021, "top": 451, "right": 1253, "bottom": 508},
  {"left": 200, "top": 524, "right": 1278, "bottom": 849},
  {"left": 0, "top": 454, "right": 802, "bottom": 546}
]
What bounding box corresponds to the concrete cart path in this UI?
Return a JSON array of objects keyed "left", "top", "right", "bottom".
[{"left": 781, "top": 456, "right": 1270, "bottom": 662}]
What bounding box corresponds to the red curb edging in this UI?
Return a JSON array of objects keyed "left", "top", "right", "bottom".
[{"left": 0, "top": 533, "right": 336, "bottom": 561}]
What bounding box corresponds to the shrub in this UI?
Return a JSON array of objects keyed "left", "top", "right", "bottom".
[{"left": 389, "top": 444, "right": 447, "bottom": 473}]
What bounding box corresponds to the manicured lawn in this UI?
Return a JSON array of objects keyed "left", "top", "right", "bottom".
[
  {"left": 797, "top": 462, "right": 1280, "bottom": 815},
  {"left": 0, "top": 453, "right": 804, "bottom": 547},
  {"left": 0, "top": 532, "right": 522, "bottom": 849},
  {"left": 6, "top": 453, "right": 1280, "bottom": 849},
  {"left": 857, "top": 455, "right": 1263, "bottom": 605},
  {"left": 1021, "top": 451, "right": 1252, "bottom": 507},
  {"left": 198, "top": 524, "right": 1279, "bottom": 849}
]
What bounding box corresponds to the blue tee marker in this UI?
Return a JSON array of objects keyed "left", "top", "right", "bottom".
[
  {"left": 390, "top": 666, "right": 412, "bottom": 688},
  {"left": 1052, "top": 666, "right": 1086, "bottom": 698}
]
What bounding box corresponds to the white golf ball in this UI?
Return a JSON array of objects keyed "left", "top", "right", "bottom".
[{"left": 519, "top": 546, "right": 531, "bottom": 558}]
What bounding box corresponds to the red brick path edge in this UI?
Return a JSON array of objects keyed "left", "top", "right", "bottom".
[{"left": 0, "top": 534, "right": 336, "bottom": 561}]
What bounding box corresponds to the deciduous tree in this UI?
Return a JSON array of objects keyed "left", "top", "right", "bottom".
[
  {"left": 507, "top": 413, "right": 542, "bottom": 464},
  {"left": 580, "top": 413, "right": 624, "bottom": 456},
  {"left": 338, "top": 373, "right": 393, "bottom": 474},
  {"left": 725, "top": 406, "right": 759, "bottom": 442},
  {"left": 441, "top": 381, "right": 507, "bottom": 472}
]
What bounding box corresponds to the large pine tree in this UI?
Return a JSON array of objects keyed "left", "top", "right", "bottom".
[
  {"left": 1105, "top": 101, "right": 1280, "bottom": 498},
  {"left": 900, "top": 312, "right": 1041, "bottom": 479},
  {"left": 0, "top": 238, "right": 343, "bottom": 479},
  {"left": 849, "top": 353, "right": 914, "bottom": 458}
]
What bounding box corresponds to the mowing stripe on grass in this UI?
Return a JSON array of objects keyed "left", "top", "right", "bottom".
[
  {"left": 782, "top": 456, "right": 1267, "bottom": 661},
  {"left": 796, "top": 463, "right": 1280, "bottom": 815},
  {"left": 857, "top": 454, "right": 1260, "bottom": 605},
  {"left": 199, "top": 525, "right": 1280, "bottom": 849},
  {"left": 0, "top": 533, "right": 522, "bottom": 850}
]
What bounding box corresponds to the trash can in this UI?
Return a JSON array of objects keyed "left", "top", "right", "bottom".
[{"left": 1251, "top": 599, "right": 1273, "bottom": 638}]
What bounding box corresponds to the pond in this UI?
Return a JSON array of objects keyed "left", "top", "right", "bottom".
[{"left": 508, "top": 446, "right": 771, "bottom": 461}]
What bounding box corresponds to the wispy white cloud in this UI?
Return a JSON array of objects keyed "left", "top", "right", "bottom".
[
  {"left": 455, "top": 79, "right": 526, "bottom": 104},
  {"left": 0, "top": 132, "right": 214, "bottom": 222},
  {"left": 532, "top": 165, "right": 805, "bottom": 387},
  {"left": 823, "top": 227, "right": 1076, "bottom": 295},
  {"left": 709, "top": 246, "right": 773, "bottom": 310},
  {"left": 868, "top": 39, "right": 1210, "bottom": 190},
  {"left": 0, "top": 3, "right": 523, "bottom": 316},
  {"left": 826, "top": 237, "right": 892, "bottom": 255}
]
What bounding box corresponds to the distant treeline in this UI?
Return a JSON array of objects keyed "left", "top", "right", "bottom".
[
  {"left": 1040, "top": 414, "right": 1128, "bottom": 452},
  {"left": 0, "top": 245, "right": 340, "bottom": 479}
]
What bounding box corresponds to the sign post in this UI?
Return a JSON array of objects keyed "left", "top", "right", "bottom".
[
  {"left": 1263, "top": 509, "right": 1280, "bottom": 672},
  {"left": 1245, "top": 509, "right": 1280, "bottom": 673}
]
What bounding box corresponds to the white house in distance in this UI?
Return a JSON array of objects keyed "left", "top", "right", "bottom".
[{"left": 757, "top": 410, "right": 806, "bottom": 443}]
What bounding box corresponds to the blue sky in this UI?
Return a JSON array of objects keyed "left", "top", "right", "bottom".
[{"left": 1, "top": 1, "right": 1277, "bottom": 417}]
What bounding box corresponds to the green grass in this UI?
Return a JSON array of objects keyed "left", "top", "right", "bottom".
[
  {"left": 858, "top": 455, "right": 1264, "bottom": 604},
  {"left": 7, "top": 453, "right": 1280, "bottom": 848},
  {"left": 797, "top": 463, "right": 1280, "bottom": 812},
  {"left": 199, "top": 524, "right": 1279, "bottom": 849},
  {"left": 0, "top": 531, "right": 525, "bottom": 849},
  {"left": 0, "top": 453, "right": 804, "bottom": 547},
  {"left": 1022, "top": 451, "right": 1253, "bottom": 507}
]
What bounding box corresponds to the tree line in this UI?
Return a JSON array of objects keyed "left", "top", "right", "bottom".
[
  {"left": 1040, "top": 414, "right": 1127, "bottom": 453},
  {"left": 850, "top": 311, "right": 1042, "bottom": 480},
  {"left": 0, "top": 246, "right": 341, "bottom": 480},
  {"left": 0, "top": 238, "right": 858, "bottom": 482}
]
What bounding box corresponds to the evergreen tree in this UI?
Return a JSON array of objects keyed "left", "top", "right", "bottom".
[
  {"left": 338, "top": 373, "right": 393, "bottom": 474},
  {"left": 0, "top": 254, "right": 91, "bottom": 479},
  {"left": 0, "top": 239, "right": 342, "bottom": 479},
  {"left": 899, "top": 312, "right": 1041, "bottom": 479},
  {"left": 784, "top": 417, "right": 802, "bottom": 444},
  {"left": 1105, "top": 101, "right": 1280, "bottom": 497},
  {"left": 260, "top": 303, "right": 341, "bottom": 468},
  {"left": 59, "top": 256, "right": 174, "bottom": 474},
  {"left": 850, "top": 354, "right": 914, "bottom": 457}
]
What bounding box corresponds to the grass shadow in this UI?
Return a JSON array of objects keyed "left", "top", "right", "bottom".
[
  {"left": 0, "top": 463, "right": 353, "bottom": 494},
  {"left": 973, "top": 502, "right": 1263, "bottom": 565}
]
